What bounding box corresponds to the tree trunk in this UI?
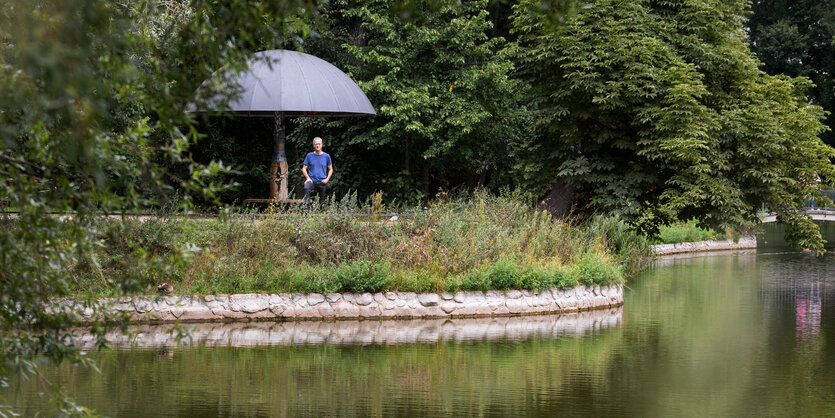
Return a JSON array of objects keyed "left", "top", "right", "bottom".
[
  {"left": 348, "top": 16, "right": 366, "bottom": 46},
  {"left": 537, "top": 179, "right": 576, "bottom": 218},
  {"left": 270, "top": 113, "right": 287, "bottom": 201},
  {"left": 477, "top": 170, "right": 487, "bottom": 188}
]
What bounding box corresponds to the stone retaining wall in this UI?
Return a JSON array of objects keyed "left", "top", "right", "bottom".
[
  {"left": 652, "top": 235, "right": 757, "bottom": 256},
  {"left": 79, "top": 284, "right": 623, "bottom": 323}
]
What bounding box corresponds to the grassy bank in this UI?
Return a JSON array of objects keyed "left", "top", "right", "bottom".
[
  {"left": 653, "top": 220, "right": 727, "bottom": 244},
  {"left": 65, "top": 192, "right": 651, "bottom": 297}
]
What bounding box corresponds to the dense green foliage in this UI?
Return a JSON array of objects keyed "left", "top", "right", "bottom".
[
  {"left": 64, "top": 192, "right": 648, "bottom": 296},
  {"left": 512, "top": 0, "right": 835, "bottom": 252},
  {"left": 333, "top": 0, "right": 526, "bottom": 201},
  {"left": 748, "top": 0, "right": 835, "bottom": 145}
]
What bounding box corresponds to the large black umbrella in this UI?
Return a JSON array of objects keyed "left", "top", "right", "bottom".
[{"left": 202, "top": 49, "right": 375, "bottom": 201}]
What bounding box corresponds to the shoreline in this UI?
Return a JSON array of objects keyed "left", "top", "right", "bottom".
[
  {"left": 58, "top": 236, "right": 757, "bottom": 325},
  {"left": 651, "top": 234, "right": 757, "bottom": 256},
  {"left": 63, "top": 285, "right": 624, "bottom": 324}
]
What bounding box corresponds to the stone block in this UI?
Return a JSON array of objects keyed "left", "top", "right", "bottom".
[
  {"left": 326, "top": 293, "right": 343, "bottom": 303},
  {"left": 269, "top": 294, "right": 289, "bottom": 305},
  {"left": 493, "top": 306, "right": 511, "bottom": 316},
  {"left": 133, "top": 298, "right": 153, "bottom": 313},
  {"left": 292, "top": 295, "right": 310, "bottom": 310},
  {"left": 485, "top": 291, "right": 506, "bottom": 311},
  {"left": 330, "top": 300, "right": 360, "bottom": 318},
  {"left": 292, "top": 306, "right": 321, "bottom": 319},
  {"left": 269, "top": 304, "right": 287, "bottom": 316},
  {"left": 356, "top": 293, "right": 374, "bottom": 306},
  {"left": 451, "top": 304, "right": 493, "bottom": 317},
  {"left": 379, "top": 307, "right": 400, "bottom": 318},
  {"left": 178, "top": 305, "right": 218, "bottom": 321},
  {"left": 418, "top": 293, "right": 439, "bottom": 307},
  {"left": 506, "top": 298, "right": 527, "bottom": 314},
  {"left": 506, "top": 290, "right": 523, "bottom": 300},
  {"left": 461, "top": 291, "right": 486, "bottom": 304},
  {"left": 440, "top": 300, "right": 458, "bottom": 314},
  {"left": 237, "top": 297, "right": 269, "bottom": 314},
  {"left": 357, "top": 303, "right": 381, "bottom": 318},
  {"left": 308, "top": 293, "right": 325, "bottom": 306}
]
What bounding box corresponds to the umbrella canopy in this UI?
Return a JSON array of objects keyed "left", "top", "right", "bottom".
[
  {"left": 219, "top": 49, "right": 375, "bottom": 117},
  {"left": 199, "top": 49, "right": 375, "bottom": 202}
]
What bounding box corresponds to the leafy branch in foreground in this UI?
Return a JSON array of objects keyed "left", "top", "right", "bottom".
[{"left": 0, "top": 0, "right": 313, "bottom": 414}]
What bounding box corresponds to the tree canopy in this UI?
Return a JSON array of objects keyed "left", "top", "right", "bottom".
[
  {"left": 512, "top": 0, "right": 835, "bottom": 251},
  {"left": 748, "top": 0, "right": 835, "bottom": 145}
]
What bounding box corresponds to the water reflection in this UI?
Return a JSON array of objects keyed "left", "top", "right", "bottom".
[
  {"left": 73, "top": 308, "right": 623, "bottom": 349},
  {"left": 754, "top": 251, "right": 835, "bottom": 346},
  {"left": 796, "top": 287, "right": 822, "bottom": 340},
  {"left": 9, "top": 311, "right": 628, "bottom": 418}
]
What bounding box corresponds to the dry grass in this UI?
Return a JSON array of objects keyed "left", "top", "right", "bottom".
[{"left": 66, "top": 191, "right": 651, "bottom": 296}]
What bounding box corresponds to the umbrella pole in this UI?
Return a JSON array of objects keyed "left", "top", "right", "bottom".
[{"left": 270, "top": 112, "right": 288, "bottom": 201}]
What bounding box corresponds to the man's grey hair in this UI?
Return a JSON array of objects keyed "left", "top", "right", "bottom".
[{"left": 313, "top": 136, "right": 323, "bottom": 144}]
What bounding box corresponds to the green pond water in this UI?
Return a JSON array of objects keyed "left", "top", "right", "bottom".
[{"left": 3, "top": 226, "right": 835, "bottom": 417}]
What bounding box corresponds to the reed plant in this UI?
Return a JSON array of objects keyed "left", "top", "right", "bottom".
[{"left": 63, "top": 190, "right": 651, "bottom": 296}]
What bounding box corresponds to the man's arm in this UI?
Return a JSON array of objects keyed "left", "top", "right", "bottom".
[
  {"left": 323, "top": 165, "right": 333, "bottom": 184},
  {"left": 302, "top": 165, "right": 312, "bottom": 183}
]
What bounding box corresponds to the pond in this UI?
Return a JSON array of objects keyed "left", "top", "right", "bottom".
[{"left": 3, "top": 226, "right": 835, "bottom": 417}]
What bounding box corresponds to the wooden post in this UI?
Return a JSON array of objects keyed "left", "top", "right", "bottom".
[
  {"left": 271, "top": 112, "right": 288, "bottom": 201},
  {"left": 269, "top": 161, "right": 279, "bottom": 200}
]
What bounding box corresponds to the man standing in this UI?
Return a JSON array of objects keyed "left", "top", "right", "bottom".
[{"left": 302, "top": 137, "right": 333, "bottom": 212}]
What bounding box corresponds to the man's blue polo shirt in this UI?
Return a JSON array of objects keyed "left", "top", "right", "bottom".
[{"left": 303, "top": 152, "right": 332, "bottom": 182}]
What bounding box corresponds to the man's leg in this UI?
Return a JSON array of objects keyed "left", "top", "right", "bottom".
[
  {"left": 303, "top": 181, "right": 315, "bottom": 213},
  {"left": 315, "top": 182, "right": 327, "bottom": 210}
]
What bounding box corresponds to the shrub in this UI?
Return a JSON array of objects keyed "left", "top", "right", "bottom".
[
  {"left": 334, "top": 259, "right": 390, "bottom": 293},
  {"left": 577, "top": 216, "right": 652, "bottom": 274},
  {"left": 518, "top": 265, "right": 547, "bottom": 290},
  {"left": 300, "top": 268, "right": 341, "bottom": 294},
  {"left": 461, "top": 269, "right": 491, "bottom": 292},
  {"left": 442, "top": 274, "right": 465, "bottom": 293},
  {"left": 487, "top": 258, "right": 519, "bottom": 290},
  {"left": 400, "top": 269, "right": 436, "bottom": 293},
  {"left": 575, "top": 252, "right": 623, "bottom": 286}
]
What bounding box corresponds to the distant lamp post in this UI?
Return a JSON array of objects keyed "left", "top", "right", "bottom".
[{"left": 199, "top": 49, "right": 375, "bottom": 202}]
